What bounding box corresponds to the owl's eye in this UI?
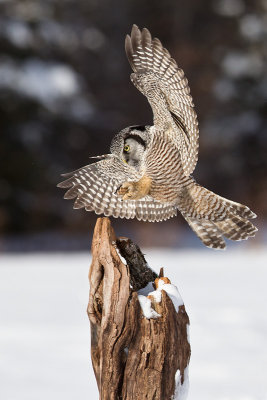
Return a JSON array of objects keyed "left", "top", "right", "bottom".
[{"left": 124, "top": 144, "right": 130, "bottom": 152}]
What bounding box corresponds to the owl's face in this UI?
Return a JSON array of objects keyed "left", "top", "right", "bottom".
[
  {"left": 123, "top": 137, "right": 145, "bottom": 167},
  {"left": 110, "top": 125, "right": 150, "bottom": 170}
]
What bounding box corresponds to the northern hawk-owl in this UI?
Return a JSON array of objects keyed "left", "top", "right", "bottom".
[{"left": 58, "top": 25, "right": 257, "bottom": 249}]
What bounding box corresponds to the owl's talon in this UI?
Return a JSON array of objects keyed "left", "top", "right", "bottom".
[
  {"left": 117, "top": 182, "right": 135, "bottom": 199},
  {"left": 123, "top": 192, "right": 133, "bottom": 200},
  {"left": 117, "top": 176, "right": 152, "bottom": 200}
]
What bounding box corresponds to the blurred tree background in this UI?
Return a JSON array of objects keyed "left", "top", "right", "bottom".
[{"left": 0, "top": 0, "right": 266, "bottom": 250}]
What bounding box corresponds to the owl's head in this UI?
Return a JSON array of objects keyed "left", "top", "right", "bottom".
[{"left": 110, "top": 125, "right": 150, "bottom": 169}]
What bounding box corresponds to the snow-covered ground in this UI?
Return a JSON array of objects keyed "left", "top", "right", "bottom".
[{"left": 0, "top": 249, "right": 266, "bottom": 400}]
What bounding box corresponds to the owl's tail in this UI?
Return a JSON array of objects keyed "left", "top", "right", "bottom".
[{"left": 178, "top": 181, "right": 257, "bottom": 249}]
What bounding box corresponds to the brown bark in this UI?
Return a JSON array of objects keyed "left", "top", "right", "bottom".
[{"left": 88, "top": 217, "right": 190, "bottom": 400}]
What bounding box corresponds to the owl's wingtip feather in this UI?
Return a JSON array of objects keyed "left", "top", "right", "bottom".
[
  {"left": 125, "top": 33, "right": 131, "bottom": 41},
  {"left": 153, "top": 37, "right": 163, "bottom": 48},
  {"left": 142, "top": 27, "right": 150, "bottom": 34},
  {"left": 57, "top": 177, "right": 74, "bottom": 188},
  {"left": 251, "top": 211, "right": 257, "bottom": 219},
  {"left": 125, "top": 34, "right": 136, "bottom": 71},
  {"left": 131, "top": 24, "right": 140, "bottom": 35},
  {"left": 141, "top": 27, "right": 152, "bottom": 47},
  {"left": 60, "top": 171, "right": 73, "bottom": 177}
]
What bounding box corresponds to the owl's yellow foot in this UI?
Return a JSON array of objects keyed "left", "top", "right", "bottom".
[{"left": 117, "top": 176, "right": 152, "bottom": 200}]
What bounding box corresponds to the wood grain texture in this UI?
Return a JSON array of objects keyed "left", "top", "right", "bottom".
[{"left": 88, "top": 217, "right": 190, "bottom": 399}]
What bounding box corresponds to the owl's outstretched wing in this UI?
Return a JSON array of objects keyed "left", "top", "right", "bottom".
[
  {"left": 57, "top": 156, "right": 177, "bottom": 222},
  {"left": 125, "top": 25, "right": 199, "bottom": 176}
]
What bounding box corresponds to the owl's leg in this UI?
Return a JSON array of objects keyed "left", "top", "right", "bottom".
[{"left": 117, "top": 176, "right": 152, "bottom": 200}]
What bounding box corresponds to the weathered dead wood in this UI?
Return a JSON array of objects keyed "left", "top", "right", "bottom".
[
  {"left": 88, "top": 217, "right": 190, "bottom": 400},
  {"left": 116, "top": 237, "right": 158, "bottom": 291}
]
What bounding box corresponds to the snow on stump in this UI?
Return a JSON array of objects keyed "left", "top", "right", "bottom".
[{"left": 88, "top": 217, "right": 191, "bottom": 400}]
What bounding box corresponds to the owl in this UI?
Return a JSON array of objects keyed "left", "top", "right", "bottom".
[{"left": 58, "top": 25, "right": 257, "bottom": 249}]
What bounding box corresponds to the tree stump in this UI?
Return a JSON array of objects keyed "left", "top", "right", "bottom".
[{"left": 87, "top": 217, "right": 191, "bottom": 400}]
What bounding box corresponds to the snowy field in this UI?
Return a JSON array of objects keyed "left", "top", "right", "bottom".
[{"left": 0, "top": 249, "right": 266, "bottom": 400}]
